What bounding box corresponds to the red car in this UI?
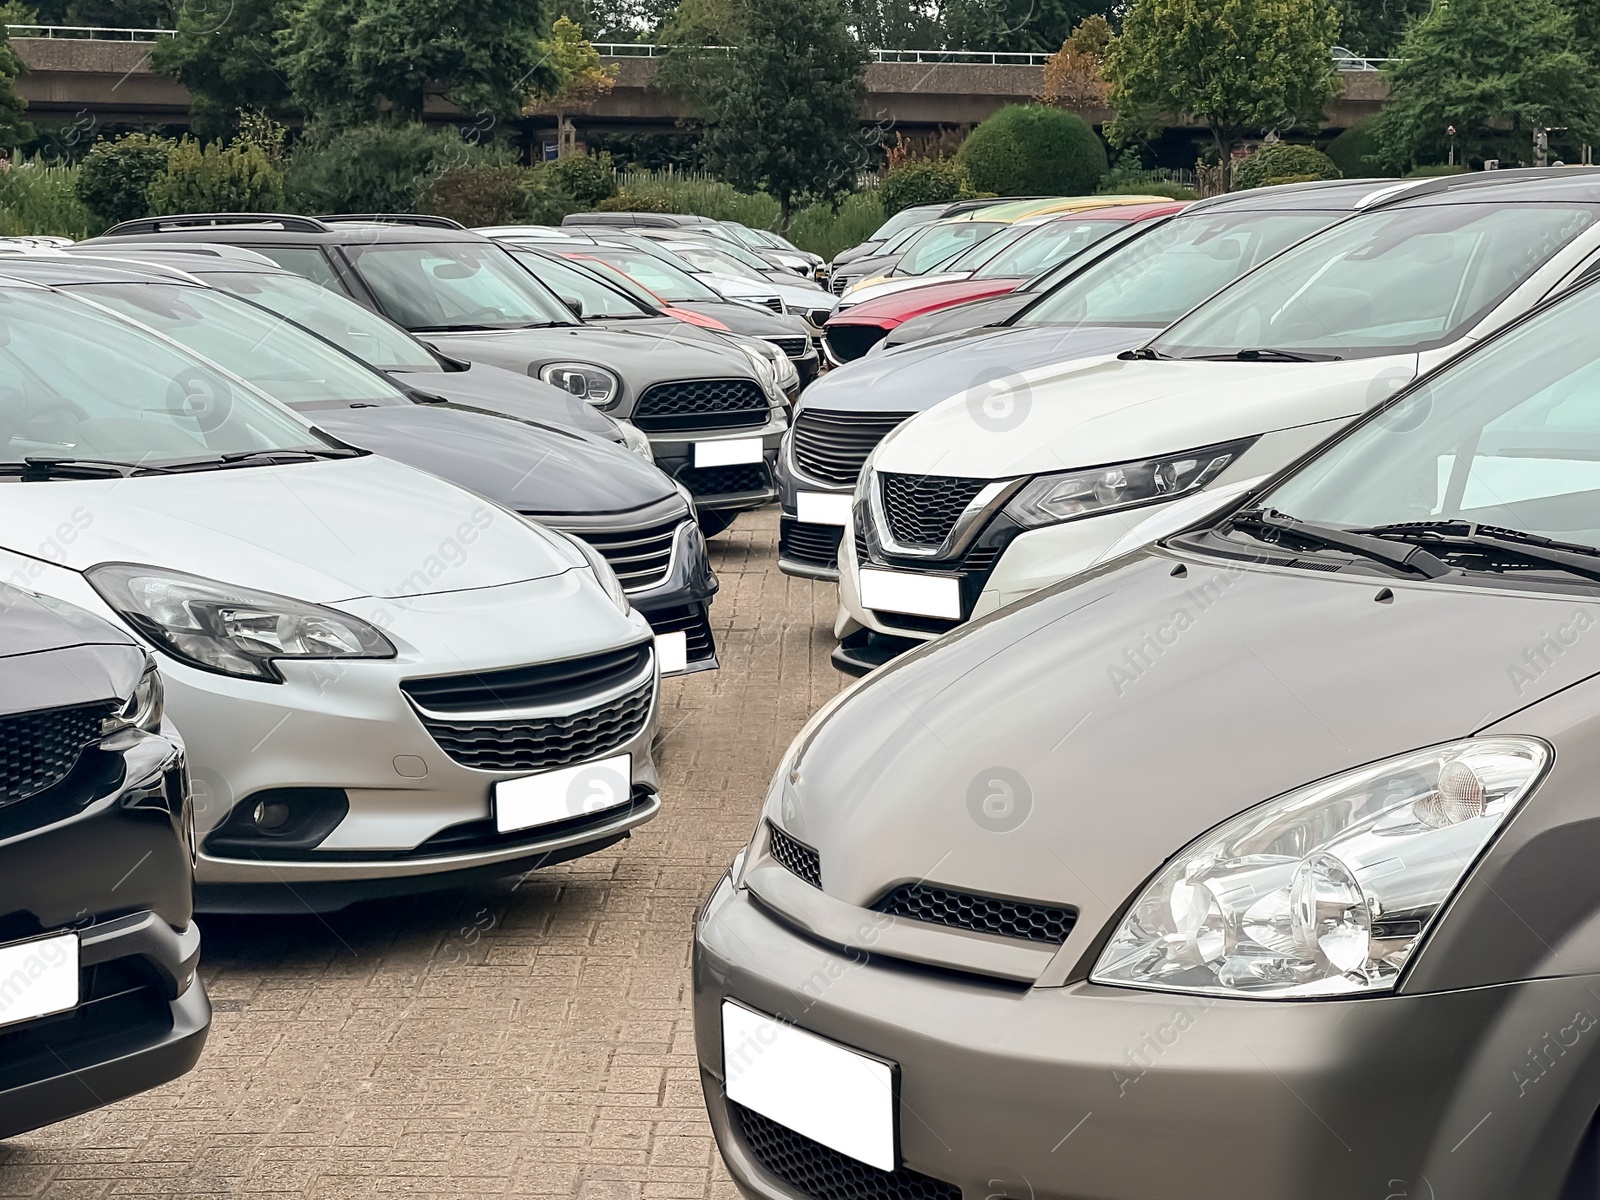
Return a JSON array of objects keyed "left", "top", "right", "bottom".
[{"left": 822, "top": 201, "right": 1188, "bottom": 363}]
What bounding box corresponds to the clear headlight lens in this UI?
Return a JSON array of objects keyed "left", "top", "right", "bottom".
[
  {"left": 112, "top": 656, "right": 165, "bottom": 733},
  {"left": 732, "top": 340, "right": 783, "bottom": 402},
  {"left": 539, "top": 362, "right": 620, "bottom": 407},
  {"left": 615, "top": 419, "right": 655, "bottom": 461},
  {"left": 1092, "top": 738, "right": 1550, "bottom": 999},
  {"left": 87, "top": 564, "right": 395, "bottom": 683},
  {"left": 1004, "top": 439, "right": 1254, "bottom": 529}
]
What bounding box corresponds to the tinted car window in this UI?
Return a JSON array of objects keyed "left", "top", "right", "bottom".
[
  {"left": 506, "top": 248, "right": 654, "bottom": 317},
  {"left": 1153, "top": 203, "right": 1599, "bottom": 359},
  {"left": 252, "top": 245, "right": 345, "bottom": 291},
  {"left": 576, "top": 246, "right": 723, "bottom": 302},
  {"left": 345, "top": 241, "right": 577, "bottom": 331},
  {"left": 973, "top": 219, "right": 1125, "bottom": 279},
  {"left": 896, "top": 221, "right": 1006, "bottom": 275}
]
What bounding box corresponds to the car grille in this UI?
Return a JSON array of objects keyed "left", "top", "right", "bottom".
[
  {"left": 830, "top": 275, "right": 852, "bottom": 295},
  {"left": 731, "top": 1103, "right": 961, "bottom": 1200},
  {"left": 766, "top": 336, "right": 810, "bottom": 358},
  {"left": 805, "top": 307, "right": 833, "bottom": 328},
  {"left": 632, "top": 379, "right": 769, "bottom": 433},
  {"left": 760, "top": 297, "right": 785, "bottom": 313},
  {"left": 872, "top": 883, "right": 1076, "bottom": 946},
  {"left": 410, "top": 677, "right": 654, "bottom": 772},
  {"left": 678, "top": 462, "right": 771, "bottom": 498},
  {"left": 792, "top": 409, "right": 911, "bottom": 488},
  {"left": 779, "top": 519, "right": 845, "bottom": 571},
  {"left": 0, "top": 703, "right": 106, "bottom": 809},
  {"left": 402, "top": 644, "right": 652, "bottom": 713},
  {"left": 824, "top": 324, "right": 889, "bottom": 364},
  {"left": 561, "top": 518, "right": 683, "bottom": 592},
  {"left": 646, "top": 604, "right": 717, "bottom": 666},
  {"left": 878, "top": 474, "right": 990, "bottom": 547},
  {"left": 768, "top": 824, "right": 821, "bottom": 887}
]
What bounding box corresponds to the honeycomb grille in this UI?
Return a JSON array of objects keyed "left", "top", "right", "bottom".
[
  {"left": 413, "top": 678, "right": 653, "bottom": 772},
  {"left": 731, "top": 1103, "right": 961, "bottom": 1200},
  {"left": 767, "top": 336, "right": 810, "bottom": 358},
  {"left": 779, "top": 519, "right": 845, "bottom": 570},
  {"left": 792, "top": 409, "right": 910, "bottom": 488},
  {"left": 879, "top": 474, "right": 990, "bottom": 547},
  {"left": 872, "top": 883, "right": 1076, "bottom": 946},
  {"left": 768, "top": 824, "right": 820, "bottom": 887},
  {"left": 0, "top": 704, "right": 106, "bottom": 809},
  {"left": 678, "top": 462, "right": 771, "bottom": 498},
  {"left": 633, "top": 379, "right": 769, "bottom": 432}
]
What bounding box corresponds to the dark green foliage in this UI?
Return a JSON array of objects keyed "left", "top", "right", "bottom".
[
  {"left": 545, "top": 151, "right": 618, "bottom": 208},
  {"left": 0, "top": 25, "right": 30, "bottom": 148},
  {"left": 61, "top": 0, "right": 172, "bottom": 25},
  {"left": 1323, "top": 122, "right": 1395, "bottom": 178},
  {"left": 878, "top": 159, "right": 971, "bottom": 217},
  {"left": 151, "top": 0, "right": 294, "bottom": 138},
  {"left": 1332, "top": 0, "right": 1427, "bottom": 56},
  {"left": 1232, "top": 142, "right": 1340, "bottom": 189},
  {"left": 283, "top": 124, "right": 495, "bottom": 215},
  {"left": 145, "top": 136, "right": 285, "bottom": 213},
  {"left": 955, "top": 105, "right": 1108, "bottom": 197},
  {"left": 73, "top": 131, "right": 173, "bottom": 223},
  {"left": 419, "top": 164, "right": 529, "bottom": 227},
  {"left": 940, "top": 0, "right": 1111, "bottom": 54}
]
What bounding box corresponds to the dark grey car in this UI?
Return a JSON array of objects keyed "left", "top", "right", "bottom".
[
  {"left": 695, "top": 268, "right": 1600, "bottom": 1199},
  {"left": 84, "top": 215, "right": 787, "bottom": 532}
]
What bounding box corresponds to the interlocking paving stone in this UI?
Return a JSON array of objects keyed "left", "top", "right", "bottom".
[{"left": 0, "top": 507, "right": 846, "bottom": 1199}]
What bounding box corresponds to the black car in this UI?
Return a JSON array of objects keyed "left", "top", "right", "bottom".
[
  {"left": 84, "top": 214, "right": 788, "bottom": 534},
  {"left": 0, "top": 583, "right": 208, "bottom": 1139},
  {"left": 2, "top": 256, "right": 722, "bottom": 673}
]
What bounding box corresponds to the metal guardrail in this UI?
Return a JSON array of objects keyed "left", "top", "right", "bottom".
[{"left": 5, "top": 23, "right": 176, "bottom": 39}]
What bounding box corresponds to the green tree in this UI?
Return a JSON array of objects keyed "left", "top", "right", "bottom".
[
  {"left": 1369, "top": 0, "right": 1600, "bottom": 171},
  {"left": 279, "top": 0, "right": 559, "bottom": 125},
  {"left": 146, "top": 136, "right": 285, "bottom": 213},
  {"left": 940, "top": 0, "right": 1111, "bottom": 55},
  {"left": 1231, "top": 141, "right": 1341, "bottom": 188},
  {"left": 283, "top": 123, "right": 496, "bottom": 213},
  {"left": 525, "top": 15, "right": 619, "bottom": 153},
  {"left": 152, "top": 0, "right": 295, "bottom": 137},
  {"left": 955, "top": 103, "right": 1107, "bottom": 194},
  {"left": 74, "top": 131, "right": 173, "bottom": 222},
  {"left": 1332, "top": 0, "right": 1427, "bottom": 56},
  {"left": 1106, "top": 0, "right": 1340, "bottom": 189},
  {"left": 0, "top": 23, "right": 30, "bottom": 148},
  {"left": 879, "top": 158, "right": 972, "bottom": 216},
  {"left": 666, "top": 0, "right": 868, "bottom": 231}
]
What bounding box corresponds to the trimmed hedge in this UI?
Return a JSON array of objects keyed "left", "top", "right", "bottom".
[
  {"left": 878, "top": 159, "right": 971, "bottom": 217},
  {"left": 74, "top": 133, "right": 174, "bottom": 223},
  {"left": 1233, "top": 143, "right": 1341, "bottom": 191},
  {"left": 955, "top": 105, "right": 1108, "bottom": 197}
]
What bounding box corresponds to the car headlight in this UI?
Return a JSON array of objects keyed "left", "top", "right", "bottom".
[
  {"left": 1004, "top": 439, "right": 1254, "bottom": 529},
  {"left": 539, "top": 362, "right": 620, "bottom": 407},
  {"left": 109, "top": 656, "right": 165, "bottom": 733},
  {"left": 555, "top": 530, "right": 631, "bottom": 613},
  {"left": 87, "top": 564, "right": 395, "bottom": 683},
  {"left": 733, "top": 341, "right": 783, "bottom": 403},
  {"left": 616, "top": 419, "right": 655, "bottom": 461},
  {"left": 1092, "top": 738, "right": 1550, "bottom": 999}
]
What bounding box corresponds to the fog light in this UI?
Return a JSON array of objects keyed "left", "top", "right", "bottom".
[{"left": 252, "top": 799, "right": 292, "bottom": 831}]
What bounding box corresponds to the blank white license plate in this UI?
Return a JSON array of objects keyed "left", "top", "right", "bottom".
[
  {"left": 722, "top": 1001, "right": 896, "bottom": 1171},
  {"left": 655, "top": 630, "right": 688, "bottom": 675},
  {"left": 695, "top": 438, "right": 764, "bottom": 468},
  {"left": 859, "top": 568, "right": 962, "bottom": 619},
  {"left": 494, "top": 753, "right": 631, "bottom": 834},
  {"left": 796, "top": 491, "right": 854, "bottom": 527},
  {"left": 0, "top": 933, "right": 79, "bottom": 1030}
]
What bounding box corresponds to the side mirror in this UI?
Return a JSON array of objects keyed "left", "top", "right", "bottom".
[{"left": 561, "top": 294, "right": 585, "bottom": 318}]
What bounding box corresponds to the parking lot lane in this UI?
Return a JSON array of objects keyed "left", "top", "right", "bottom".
[{"left": 0, "top": 507, "right": 846, "bottom": 1200}]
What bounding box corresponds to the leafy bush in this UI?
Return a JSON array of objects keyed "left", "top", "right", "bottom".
[
  {"left": 544, "top": 151, "right": 618, "bottom": 208},
  {"left": 1324, "top": 123, "right": 1394, "bottom": 180},
  {"left": 955, "top": 105, "right": 1108, "bottom": 196},
  {"left": 146, "top": 136, "right": 285, "bottom": 214},
  {"left": 1232, "top": 143, "right": 1341, "bottom": 190},
  {"left": 74, "top": 132, "right": 174, "bottom": 224},
  {"left": 878, "top": 159, "right": 971, "bottom": 218},
  {"left": 595, "top": 187, "right": 675, "bottom": 212},
  {"left": 284, "top": 123, "right": 495, "bottom": 215},
  {"left": 1404, "top": 163, "right": 1470, "bottom": 178},
  {"left": 1094, "top": 149, "right": 1198, "bottom": 200},
  {"left": 419, "top": 163, "right": 529, "bottom": 227},
  {"left": 0, "top": 159, "right": 104, "bottom": 238},
  {"left": 787, "top": 190, "right": 884, "bottom": 260}
]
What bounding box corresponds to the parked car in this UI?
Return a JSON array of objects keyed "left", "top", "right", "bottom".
[
  {"left": 0, "top": 276, "right": 665, "bottom": 912},
  {"left": 697, "top": 266, "right": 1600, "bottom": 1200},
  {"left": 821, "top": 203, "right": 1187, "bottom": 363},
  {"left": 0, "top": 255, "right": 722, "bottom": 675},
  {"left": 834, "top": 168, "right": 1600, "bottom": 673},
  {"left": 0, "top": 583, "right": 208, "bottom": 1139},
  {"left": 826, "top": 198, "right": 1037, "bottom": 282},
  {"left": 84, "top": 214, "right": 787, "bottom": 533},
  {"left": 778, "top": 179, "right": 1382, "bottom": 581},
  {"left": 720, "top": 223, "right": 823, "bottom": 278},
  {"left": 633, "top": 235, "right": 838, "bottom": 320},
  {"left": 636, "top": 229, "right": 828, "bottom": 293}
]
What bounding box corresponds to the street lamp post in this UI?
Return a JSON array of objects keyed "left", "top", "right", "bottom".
[{"left": 1447, "top": 125, "right": 1456, "bottom": 167}]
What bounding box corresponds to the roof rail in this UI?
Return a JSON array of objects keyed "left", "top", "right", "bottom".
[
  {"left": 316, "top": 213, "right": 467, "bottom": 230},
  {"left": 101, "top": 213, "right": 331, "bottom": 236},
  {"left": 1357, "top": 164, "right": 1600, "bottom": 208}
]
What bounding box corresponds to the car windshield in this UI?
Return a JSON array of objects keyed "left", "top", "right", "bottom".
[
  {"left": 562, "top": 255, "right": 672, "bottom": 308},
  {"left": 1257, "top": 280, "right": 1600, "bottom": 558},
  {"left": 1015, "top": 209, "right": 1347, "bottom": 328},
  {"left": 505, "top": 248, "right": 654, "bottom": 318},
  {"left": 198, "top": 269, "right": 440, "bottom": 372},
  {"left": 1151, "top": 203, "right": 1599, "bottom": 360},
  {"left": 945, "top": 224, "right": 1032, "bottom": 273},
  {"left": 0, "top": 285, "right": 331, "bottom": 466},
  {"left": 682, "top": 238, "right": 775, "bottom": 273},
  {"left": 579, "top": 246, "right": 723, "bottom": 301},
  {"left": 895, "top": 221, "right": 1007, "bottom": 275},
  {"left": 655, "top": 242, "right": 769, "bottom": 281},
  {"left": 972, "top": 218, "right": 1127, "bottom": 279},
  {"left": 343, "top": 241, "right": 577, "bottom": 332},
  {"left": 71, "top": 282, "right": 409, "bottom": 408},
  {"left": 871, "top": 206, "right": 938, "bottom": 243}
]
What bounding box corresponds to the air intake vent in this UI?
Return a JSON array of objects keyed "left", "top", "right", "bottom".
[
  {"left": 731, "top": 1103, "right": 961, "bottom": 1200},
  {"left": 879, "top": 474, "right": 990, "bottom": 547},
  {"left": 768, "top": 824, "right": 821, "bottom": 887},
  {"left": 0, "top": 704, "right": 108, "bottom": 809},
  {"left": 872, "top": 883, "right": 1076, "bottom": 946}
]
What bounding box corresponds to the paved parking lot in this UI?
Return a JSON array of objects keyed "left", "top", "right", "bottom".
[{"left": 0, "top": 508, "right": 844, "bottom": 1199}]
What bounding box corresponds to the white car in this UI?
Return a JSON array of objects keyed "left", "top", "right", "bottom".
[
  {"left": 834, "top": 169, "right": 1600, "bottom": 674},
  {"left": 0, "top": 277, "right": 663, "bottom": 911}
]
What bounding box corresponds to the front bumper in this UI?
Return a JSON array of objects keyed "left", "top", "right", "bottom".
[
  {"left": 694, "top": 873, "right": 1600, "bottom": 1200},
  {"left": 648, "top": 415, "right": 786, "bottom": 513},
  {"left": 773, "top": 428, "right": 850, "bottom": 582}
]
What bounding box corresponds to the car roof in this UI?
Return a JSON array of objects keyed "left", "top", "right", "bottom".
[
  {"left": 67, "top": 241, "right": 286, "bottom": 269},
  {"left": 90, "top": 212, "right": 486, "bottom": 246},
  {"left": 0, "top": 254, "right": 203, "bottom": 286}
]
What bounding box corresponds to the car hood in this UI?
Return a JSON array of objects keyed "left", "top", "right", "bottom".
[
  {"left": 673, "top": 301, "right": 810, "bottom": 337},
  {"left": 883, "top": 292, "right": 1034, "bottom": 346},
  {"left": 836, "top": 273, "right": 970, "bottom": 310},
  {"left": 304, "top": 404, "right": 675, "bottom": 517},
  {"left": 797, "top": 324, "right": 1161, "bottom": 416},
  {"left": 838, "top": 253, "right": 903, "bottom": 282},
  {"left": 873, "top": 353, "right": 1419, "bottom": 478},
  {"left": 831, "top": 277, "right": 1022, "bottom": 326},
  {"left": 413, "top": 323, "right": 760, "bottom": 390},
  {"left": 0, "top": 454, "right": 585, "bottom": 603},
  {"left": 0, "top": 584, "right": 145, "bottom": 718},
  {"left": 389, "top": 360, "right": 623, "bottom": 440},
  {"left": 780, "top": 551, "right": 1600, "bottom": 961}
]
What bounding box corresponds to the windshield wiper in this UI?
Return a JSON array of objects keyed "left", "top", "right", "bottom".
[
  {"left": 158, "top": 448, "right": 363, "bottom": 473},
  {"left": 1118, "top": 346, "right": 1172, "bottom": 361},
  {"left": 1229, "top": 507, "right": 1451, "bottom": 578},
  {"left": 0, "top": 457, "right": 149, "bottom": 479},
  {"left": 1358, "top": 520, "right": 1600, "bottom": 586},
  {"left": 1189, "top": 348, "right": 1344, "bottom": 363}
]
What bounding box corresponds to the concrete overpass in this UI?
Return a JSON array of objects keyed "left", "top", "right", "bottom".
[{"left": 7, "top": 28, "right": 1389, "bottom": 138}]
